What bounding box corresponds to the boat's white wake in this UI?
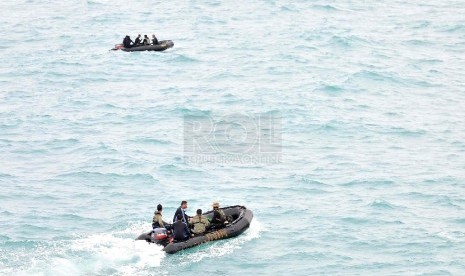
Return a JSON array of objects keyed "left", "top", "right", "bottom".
[
  {"left": 180, "top": 219, "right": 263, "bottom": 264},
  {"left": 69, "top": 222, "right": 165, "bottom": 274},
  {"left": 7, "top": 222, "right": 165, "bottom": 276},
  {"left": 4, "top": 219, "right": 261, "bottom": 275}
]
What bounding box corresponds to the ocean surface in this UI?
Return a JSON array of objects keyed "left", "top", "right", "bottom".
[{"left": 1, "top": 0, "right": 465, "bottom": 275}]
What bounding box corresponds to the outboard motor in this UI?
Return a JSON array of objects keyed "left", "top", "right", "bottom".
[
  {"left": 151, "top": 228, "right": 168, "bottom": 242},
  {"left": 112, "top": 44, "right": 125, "bottom": 50}
]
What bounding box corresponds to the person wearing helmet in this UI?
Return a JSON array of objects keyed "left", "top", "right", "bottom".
[{"left": 211, "top": 202, "right": 228, "bottom": 227}]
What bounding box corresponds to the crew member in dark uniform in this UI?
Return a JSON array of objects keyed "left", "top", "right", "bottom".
[
  {"left": 123, "top": 35, "right": 134, "bottom": 48},
  {"left": 134, "top": 34, "right": 142, "bottom": 46},
  {"left": 173, "top": 200, "right": 191, "bottom": 223},
  {"left": 152, "top": 34, "right": 159, "bottom": 45},
  {"left": 172, "top": 214, "right": 190, "bottom": 241}
]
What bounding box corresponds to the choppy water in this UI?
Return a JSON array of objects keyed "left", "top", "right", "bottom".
[{"left": 1, "top": 0, "right": 465, "bottom": 275}]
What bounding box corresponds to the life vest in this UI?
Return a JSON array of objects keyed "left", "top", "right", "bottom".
[
  {"left": 213, "top": 209, "right": 226, "bottom": 223},
  {"left": 152, "top": 211, "right": 164, "bottom": 228},
  {"left": 191, "top": 215, "right": 209, "bottom": 234}
]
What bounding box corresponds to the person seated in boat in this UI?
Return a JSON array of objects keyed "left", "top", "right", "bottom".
[
  {"left": 123, "top": 35, "right": 134, "bottom": 48},
  {"left": 173, "top": 200, "right": 191, "bottom": 223},
  {"left": 142, "top": 35, "right": 151, "bottom": 45},
  {"left": 152, "top": 204, "right": 169, "bottom": 229},
  {"left": 152, "top": 34, "right": 159, "bottom": 45},
  {"left": 172, "top": 214, "right": 190, "bottom": 241},
  {"left": 134, "top": 34, "right": 142, "bottom": 46},
  {"left": 211, "top": 201, "right": 228, "bottom": 227},
  {"left": 189, "top": 209, "right": 210, "bottom": 235}
]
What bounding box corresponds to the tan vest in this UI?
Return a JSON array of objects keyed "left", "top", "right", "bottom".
[
  {"left": 190, "top": 215, "right": 210, "bottom": 234},
  {"left": 152, "top": 212, "right": 164, "bottom": 227}
]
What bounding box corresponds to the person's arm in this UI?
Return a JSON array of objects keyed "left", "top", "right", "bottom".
[
  {"left": 211, "top": 211, "right": 218, "bottom": 223},
  {"left": 184, "top": 224, "right": 190, "bottom": 236}
]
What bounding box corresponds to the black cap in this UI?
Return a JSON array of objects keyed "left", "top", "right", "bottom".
[
  {"left": 196, "top": 209, "right": 202, "bottom": 215},
  {"left": 157, "top": 204, "right": 162, "bottom": 211}
]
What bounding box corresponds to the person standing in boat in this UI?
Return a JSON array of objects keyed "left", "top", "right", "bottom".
[
  {"left": 142, "top": 35, "right": 151, "bottom": 45},
  {"left": 190, "top": 209, "right": 210, "bottom": 235},
  {"left": 152, "top": 34, "right": 159, "bottom": 45},
  {"left": 152, "top": 204, "right": 169, "bottom": 229},
  {"left": 123, "top": 35, "right": 133, "bottom": 48},
  {"left": 134, "top": 34, "right": 142, "bottom": 46},
  {"left": 173, "top": 200, "right": 191, "bottom": 223},
  {"left": 211, "top": 201, "right": 228, "bottom": 227},
  {"left": 172, "top": 214, "right": 190, "bottom": 241}
]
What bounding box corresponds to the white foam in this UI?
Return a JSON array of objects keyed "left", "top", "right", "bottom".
[
  {"left": 68, "top": 222, "right": 165, "bottom": 274},
  {"left": 7, "top": 222, "right": 165, "bottom": 276},
  {"left": 4, "top": 220, "right": 261, "bottom": 275},
  {"left": 181, "top": 219, "right": 262, "bottom": 264}
]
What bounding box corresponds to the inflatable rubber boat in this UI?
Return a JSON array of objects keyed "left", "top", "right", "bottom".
[
  {"left": 136, "top": 205, "right": 253, "bottom": 254},
  {"left": 112, "top": 40, "right": 174, "bottom": 52}
]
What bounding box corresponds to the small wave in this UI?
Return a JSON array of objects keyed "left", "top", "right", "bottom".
[
  {"left": 383, "top": 127, "right": 426, "bottom": 137},
  {"left": 312, "top": 4, "right": 339, "bottom": 11},
  {"left": 404, "top": 39, "right": 434, "bottom": 46},
  {"left": 314, "top": 120, "right": 345, "bottom": 132},
  {"left": 289, "top": 174, "right": 332, "bottom": 187},
  {"left": 56, "top": 171, "right": 157, "bottom": 183},
  {"left": 439, "top": 24, "right": 465, "bottom": 33},
  {"left": 44, "top": 138, "right": 80, "bottom": 149},
  {"left": 0, "top": 173, "right": 15, "bottom": 179},
  {"left": 341, "top": 217, "right": 403, "bottom": 225},
  {"left": 328, "top": 35, "right": 370, "bottom": 49},
  {"left": 350, "top": 70, "right": 401, "bottom": 84},
  {"left": 340, "top": 217, "right": 372, "bottom": 224},
  {"left": 316, "top": 84, "right": 343, "bottom": 93},
  {"left": 411, "top": 20, "right": 431, "bottom": 29},
  {"left": 0, "top": 234, "right": 11, "bottom": 242},
  {"left": 0, "top": 210, "right": 14, "bottom": 216},
  {"left": 129, "top": 137, "right": 171, "bottom": 145},
  {"left": 342, "top": 180, "right": 395, "bottom": 187},
  {"left": 170, "top": 54, "right": 199, "bottom": 63},
  {"left": 452, "top": 218, "right": 465, "bottom": 224},
  {"left": 368, "top": 199, "right": 396, "bottom": 210},
  {"left": 280, "top": 4, "right": 298, "bottom": 12},
  {"left": 173, "top": 107, "right": 211, "bottom": 117}
]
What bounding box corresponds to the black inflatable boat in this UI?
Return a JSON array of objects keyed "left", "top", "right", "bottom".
[
  {"left": 112, "top": 40, "right": 174, "bottom": 52},
  {"left": 136, "top": 205, "right": 253, "bottom": 254}
]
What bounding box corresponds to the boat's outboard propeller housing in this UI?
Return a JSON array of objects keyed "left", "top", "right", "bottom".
[{"left": 151, "top": 228, "right": 168, "bottom": 242}]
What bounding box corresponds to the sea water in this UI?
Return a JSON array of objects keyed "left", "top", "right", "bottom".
[{"left": 1, "top": 0, "right": 465, "bottom": 275}]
